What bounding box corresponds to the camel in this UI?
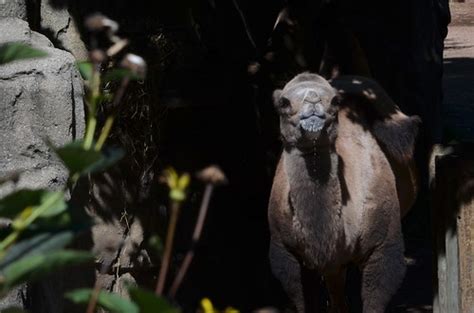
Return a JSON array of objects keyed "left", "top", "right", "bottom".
[{"left": 268, "top": 73, "right": 419, "bottom": 313}]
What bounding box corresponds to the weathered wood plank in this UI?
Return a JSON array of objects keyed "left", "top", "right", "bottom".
[
  {"left": 430, "top": 145, "right": 474, "bottom": 313},
  {"left": 432, "top": 144, "right": 474, "bottom": 313},
  {"left": 432, "top": 146, "right": 454, "bottom": 313},
  {"left": 456, "top": 156, "right": 474, "bottom": 313}
]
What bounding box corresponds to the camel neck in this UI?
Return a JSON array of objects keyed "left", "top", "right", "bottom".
[
  {"left": 283, "top": 146, "right": 344, "bottom": 268},
  {"left": 284, "top": 145, "right": 337, "bottom": 185}
]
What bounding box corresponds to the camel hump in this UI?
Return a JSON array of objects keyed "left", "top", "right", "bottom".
[{"left": 331, "top": 75, "right": 421, "bottom": 164}]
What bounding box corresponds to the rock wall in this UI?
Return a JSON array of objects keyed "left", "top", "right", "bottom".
[
  {"left": 0, "top": 4, "right": 155, "bottom": 311},
  {"left": 0, "top": 0, "right": 27, "bottom": 20},
  {"left": 0, "top": 17, "right": 85, "bottom": 196},
  {"left": 39, "top": 1, "right": 88, "bottom": 60},
  {"left": 0, "top": 17, "right": 85, "bottom": 311}
]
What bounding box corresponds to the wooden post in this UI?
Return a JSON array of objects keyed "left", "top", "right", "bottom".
[
  {"left": 456, "top": 155, "right": 474, "bottom": 313},
  {"left": 432, "top": 144, "right": 474, "bottom": 313}
]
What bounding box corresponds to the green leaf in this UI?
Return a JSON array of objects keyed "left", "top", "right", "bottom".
[
  {"left": 76, "top": 61, "right": 93, "bottom": 80},
  {"left": 0, "top": 190, "right": 44, "bottom": 219},
  {"left": 54, "top": 141, "right": 124, "bottom": 176},
  {"left": 0, "top": 250, "right": 93, "bottom": 292},
  {"left": 88, "top": 146, "right": 125, "bottom": 173},
  {"left": 36, "top": 191, "right": 66, "bottom": 218},
  {"left": 66, "top": 289, "right": 139, "bottom": 313},
  {"left": 55, "top": 141, "right": 102, "bottom": 175},
  {"left": 0, "top": 190, "right": 66, "bottom": 220},
  {"left": 28, "top": 210, "right": 73, "bottom": 231},
  {"left": 27, "top": 201, "right": 91, "bottom": 234},
  {"left": 0, "top": 231, "right": 74, "bottom": 270},
  {"left": 0, "top": 42, "right": 47, "bottom": 65},
  {"left": 103, "top": 68, "right": 140, "bottom": 83},
  {"left": 128, "top": 287, "right": 179, "bottom": 313}
]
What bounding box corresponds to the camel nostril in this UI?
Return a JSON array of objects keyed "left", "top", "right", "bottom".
[{"left": 300, "top": 101, "right": 326, "bottom": 120}]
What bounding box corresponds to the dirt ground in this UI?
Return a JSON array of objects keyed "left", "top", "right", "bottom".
[{"left": 443, "top": 0, "right": 474, "bottom": 142}]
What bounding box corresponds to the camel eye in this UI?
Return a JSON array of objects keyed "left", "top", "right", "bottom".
[
  {"left": 277, "top": 97, "right": 292, "bottom": 115},
  {"left": 273, "top": 90, "right": 293, "bottom": 116},
  {"left": 279, "top": 97, "right": 290, "bottom": 109}
]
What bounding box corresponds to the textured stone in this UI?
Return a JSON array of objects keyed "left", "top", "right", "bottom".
[
  {"left": 0, "top": 19, "right": 85, "bottom": 310},
  {"left": 0, "top": 0, "right": 27, "bottom": 20},
  {"left": 0, "top": 284, "right": 27, "bottom": 311},
  {"left": 40, "top": 2, "right": 88, "bottom": 60},
  {"left": 0, "top": 17, "right": 85, "bottom": 197}
]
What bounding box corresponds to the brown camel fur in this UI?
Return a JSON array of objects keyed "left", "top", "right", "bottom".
[{"left": 268, "top": 73, "right": 419, "bottom": 313}]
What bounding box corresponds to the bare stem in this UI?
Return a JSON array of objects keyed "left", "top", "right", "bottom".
[
  {"left": 94, "top": 77, "right": 130, "bottom": 151},
  {"left": 155, "top": 200, "right": 181, "bottom": 295},
  {"left": 83, "top": 116, "right": 97, "bottom": 150},
  {"left": 110, "top": 77, "right": 130, "bottom": 112},
  {"left": 85, "top": 280, "right": 101, "bottom": 313},
  {"left": 168, "top": 184, "right": 214, "bottom": 298},
  {"left": 83, "top": 62, "right": 101, "bottom": 150},
  {"left": 94, "top": 116, "right": 114, "bottom": 151},
  {"left": 85, "top": 257, "right": 113, "bottom": 313}
]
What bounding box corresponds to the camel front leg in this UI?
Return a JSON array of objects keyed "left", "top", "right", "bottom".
[
  {"left": 360, "top": 238, "right": 406, "bottom": 313},
  {"left": 269, "top": 240, "right": 322, "bottom": 313}
]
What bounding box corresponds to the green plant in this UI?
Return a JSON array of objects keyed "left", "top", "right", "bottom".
[
  {"left": 199, "top": 298, "right": 239, "bottom": 313},
  {"left": 168, "top": 166, "right": 227, "bottom": 298},
  {"left": 156, "top": 168, "right": 191, "bottom": 296},
  {"left": 0, "top": 14, "right": 170, "bottom": 313},
  {"left": 0, "top": 14, "right": 235, "bottom": 313},
  {"left": 0, "top": 42, "right": 47, "bottom": 65},
  {"left": 0, "top": 42, "right": 96, "bottom": 310}
]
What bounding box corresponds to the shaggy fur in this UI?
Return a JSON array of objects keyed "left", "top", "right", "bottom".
[{"left": 269, "top": 73, "right": 419, "bottom": 312}]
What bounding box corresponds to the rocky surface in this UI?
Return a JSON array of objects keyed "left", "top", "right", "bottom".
[
  {"left": 0, "top": 17, "right": 85, "bottom": 311},
  {"left": 2, "top": 11, "right": 152, "bottom": 311},
  {"left": 0, "top": 17, "right": 85, "bottom": 196},
  {"left": 40, "top": 2, "right": 88, "bottom": 60},
  {"left": 0, "top": 0, "right": 27, "bottom": 20}
]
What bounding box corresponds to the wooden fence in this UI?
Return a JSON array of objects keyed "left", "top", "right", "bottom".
[{"left": 432, "top": 144, "right": 474, "bottom": 313}]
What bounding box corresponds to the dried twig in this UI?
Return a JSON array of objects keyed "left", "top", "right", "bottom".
[{"left": 155, "top": 200, "right": 181, "bottom": 295}]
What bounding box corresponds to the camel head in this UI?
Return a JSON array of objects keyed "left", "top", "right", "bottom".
[
  {"left": 273, "top": 73, "right": 338, "bottom": 150},
  {"left": 273, "top": 72, "right": 421, "bottom": 164}
]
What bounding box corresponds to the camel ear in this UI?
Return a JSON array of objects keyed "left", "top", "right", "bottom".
[
  {"left": 273, "top": 89, "right": 282, "bottom": 102},
  {"left": 273, "top": 89, "right": 292, "bottom": 115}
]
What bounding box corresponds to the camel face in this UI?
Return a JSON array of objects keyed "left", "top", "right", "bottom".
[{"left": 273, "top": 75, "right": 338, "bottom": 149}]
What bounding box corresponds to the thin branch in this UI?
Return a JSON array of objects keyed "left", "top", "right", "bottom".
[
  {"left": 168, "top": 184, "right": 214, "bottom": 298},
  {"left": 232, "top": 0, "right": 257, "bottom": 50},
  {"left": 155, "top": 200, "right": 181, "bottom": 295}
]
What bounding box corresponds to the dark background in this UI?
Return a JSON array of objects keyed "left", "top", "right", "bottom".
[{"left": 30, "top": 0, "right": 451, "bottom": 311}]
